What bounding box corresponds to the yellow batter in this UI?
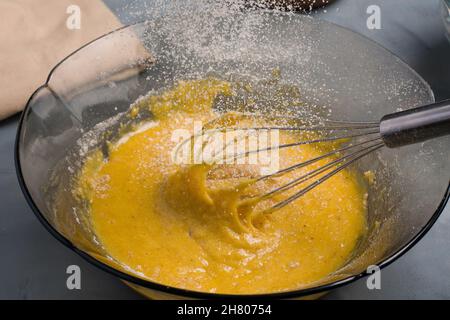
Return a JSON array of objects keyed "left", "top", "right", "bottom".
[{"left": 77, "top": 78, "right": 367, "bottom": 294}]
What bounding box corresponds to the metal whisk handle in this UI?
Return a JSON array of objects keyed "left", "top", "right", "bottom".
[{"left": 380, "top": 99, "right": 450, "bottom": 148}]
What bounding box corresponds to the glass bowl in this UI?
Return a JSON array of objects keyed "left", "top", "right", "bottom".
[
  {"left": 15, "top": 12, "right": 450, "bottom": 299},
  {"left": 443, "top": 0, "right": 450, "bottom": 41}
]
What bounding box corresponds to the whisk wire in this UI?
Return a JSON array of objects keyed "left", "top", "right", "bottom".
[
  {"left": 254, "top": 139, "right": 383, "bottom": 202},
  {"left": 267, "top": 142, "right": 384, "bottom": 213},
  {"left": 255, "top": 136, "right": 383, "bottom": 182},
  {"left": 211, "top": 129, "right": 381, "bottom": 163},
  {"left": 175, "top": 113, "right": 389, "bottom": 213}
]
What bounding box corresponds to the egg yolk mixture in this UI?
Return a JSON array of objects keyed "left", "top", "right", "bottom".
[{"left": 77, "top": 78, "right": 367, "bottom": 294}]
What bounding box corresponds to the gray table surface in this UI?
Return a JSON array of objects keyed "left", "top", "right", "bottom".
[{"left": 1, "top": 0, "right": 449, "bottom": 299}]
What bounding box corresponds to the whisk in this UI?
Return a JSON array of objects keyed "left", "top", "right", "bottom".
[{"left": 177, "top": 100, "right": 450, "bottom": 213}]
